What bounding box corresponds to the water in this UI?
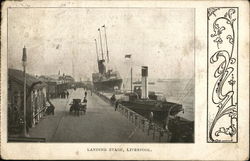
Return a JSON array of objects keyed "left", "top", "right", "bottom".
[{"left": 123, "top": 78, "right": 194, "bottom": 121}]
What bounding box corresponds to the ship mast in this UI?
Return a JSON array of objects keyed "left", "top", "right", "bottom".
[
  {"left": 102, "top": 25, "right": 109, "bottom": 63},
  {"left": 94, "top": 39, "right": 99, "bottom": 62},
  {"left": 98, "top": 28, "right": 104, "bottom": 60}
]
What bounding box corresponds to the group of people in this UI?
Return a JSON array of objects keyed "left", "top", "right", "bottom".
[
  {"left": 60, "top": 90, "right": 69, "bottom": 99},
  {"left": 46, "top": 89, "right": 89, "bottom": 116},
  {"left": 47, "top": 90, "right": 70, "bottom": 115}
]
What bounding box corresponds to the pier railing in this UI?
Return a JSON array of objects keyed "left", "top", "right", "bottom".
[
  {"left": 95, "top": 91, "right": 172, "bottom": 142},
  {"left": 117, "top": 104, "right": 171, "bottom": 142}
]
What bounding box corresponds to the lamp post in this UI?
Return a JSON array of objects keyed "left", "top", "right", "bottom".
[{"left": 22, "top": 46, "right": 28, "bottom": 137}]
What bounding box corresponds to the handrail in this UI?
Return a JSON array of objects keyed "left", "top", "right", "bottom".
[
  {"left": 94, "top": 91, "right": 172, "bottom": 142},
  {"left": 33, "top": 106, "right": 47, "bottom": 118}
]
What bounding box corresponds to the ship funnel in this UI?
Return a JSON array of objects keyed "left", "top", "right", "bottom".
[{"left": 141, "top": 66, "right": 148, "bottom": 99}]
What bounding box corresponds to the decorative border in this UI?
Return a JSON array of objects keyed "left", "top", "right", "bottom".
[{"left": 207, "top": 7, "right": 238, "bottom": 143}]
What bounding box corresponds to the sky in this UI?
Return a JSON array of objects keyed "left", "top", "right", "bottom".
[{"left": 8, "top": 8, "right": 194, "bottom": 81}]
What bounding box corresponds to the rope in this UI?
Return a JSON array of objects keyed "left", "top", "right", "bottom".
[{"left": 176, "top": 77, "right": 194, "bottom": 104}]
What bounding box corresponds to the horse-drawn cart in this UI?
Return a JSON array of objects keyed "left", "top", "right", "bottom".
[{"left": 69, "top": 99, "right": 87, "bottom": 115}]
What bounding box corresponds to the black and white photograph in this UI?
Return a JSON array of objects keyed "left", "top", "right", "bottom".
[
  {"left": 1, "top": 0, "right": 249, "bottom": 160},
  {"left": 7, "top": 7, "right": 194, "bottom": 143}
]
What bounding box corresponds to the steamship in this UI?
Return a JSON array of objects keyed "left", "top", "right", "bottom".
[
  {"left": 92, "top": 25, "right": 123, "bottom": 91},
  {"left": 119, "top": 66, "right": 183, "bottom": 123}
]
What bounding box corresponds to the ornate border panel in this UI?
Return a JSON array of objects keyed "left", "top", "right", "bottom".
[{"left": 207, "top": 7, "right": 238, "bottom": 143}]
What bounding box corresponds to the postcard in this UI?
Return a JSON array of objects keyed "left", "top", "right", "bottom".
[{"left": 0, "top": 0, "right": 249, "bottom": 160}]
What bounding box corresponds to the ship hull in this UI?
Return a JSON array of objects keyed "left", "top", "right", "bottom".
[{"left": 93, "top": 78, "right": 122, "bottom": 91}]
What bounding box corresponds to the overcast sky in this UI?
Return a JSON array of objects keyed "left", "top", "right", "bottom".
[{"left": 8, "top": 8, "right": 194, "bottom": 81}]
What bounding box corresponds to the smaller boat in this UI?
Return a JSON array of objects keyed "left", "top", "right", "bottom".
[
  {"left": 133, "top": 80, "right": 155, "bottom": 85},
  {"left": 119, "top": 66, "right": 183, "bottom": 124},
  {"left": 157, "top": 78, "right": 169, "bottom": 82},
  {"left": 149, "top": 81, "right": 155, "bottom": 85}
]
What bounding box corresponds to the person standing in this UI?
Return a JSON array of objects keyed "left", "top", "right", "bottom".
[
  {"left": 110, "top": 94, "right": 116, "bottom": 105},
  {"left": 47, "top": 98, "right": 55, "bottom": 115},
  {"left": 149, "top": 112, "right": 154, "bottom": 124},
  {"left": 62, "top": 91, "right": 65, "bottom": 98},
  {"left": 115, "top": 100, "right": 119, "bottom": 111},
  {"left": 66, "top": 91, "right": 69, "bottom": 99},
  {"left": 64, "top": 91, "right": 67, "bottom": 99},
  {"left": 83, "top": 97, "right": 87, "bottom": 115},
  {"left": 85, "top": 91, "right": 87, "bottom": 98}
]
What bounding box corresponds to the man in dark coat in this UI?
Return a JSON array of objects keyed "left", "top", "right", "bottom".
[
  {"left": 47, "top": 99, "right": 55, "bottom": 115},
  {"left": 110, "top": 94, "right": 116, "bottom": 105},
  {"left": 66, "top": 91, "right": 69, "bottom": 99}
]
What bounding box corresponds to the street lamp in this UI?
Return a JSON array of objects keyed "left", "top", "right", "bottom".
[{"left": 22, "top": 46, "right": 28, "bottom": 137}]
